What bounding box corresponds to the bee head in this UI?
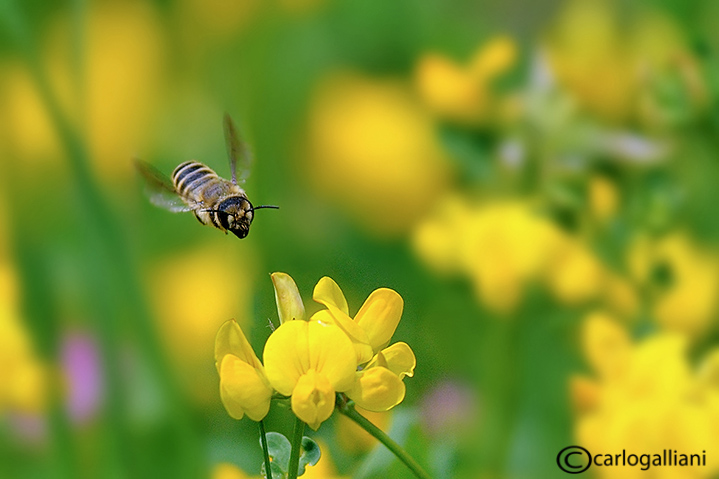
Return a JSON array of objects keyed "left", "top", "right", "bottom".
[{"left": 216, "top": 196, "right": 254, "bottom": 239}]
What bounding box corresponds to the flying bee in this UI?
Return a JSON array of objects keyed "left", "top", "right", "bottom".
[{"left": 134, "top": 114, "right": 278, "bottom": 239}]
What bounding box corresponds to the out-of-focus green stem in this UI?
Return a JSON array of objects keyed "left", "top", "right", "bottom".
[
  {"left": 259, "top": 421, "right": 272, "bottom": 479},
  {"left": 336, "top": 395, "right": 431, "bottom": 479},
  {"left": 287, "top": 416, "right": 305, "bottom": 479}
]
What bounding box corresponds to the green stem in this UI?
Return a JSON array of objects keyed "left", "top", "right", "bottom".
[
  {"left": 336, "top": 396, "right": 431, "bottom": 479},
  {"left": 287, "top": 415, "right": 305, "bottom": 479},
  {"left": 259, "top": 421, "right": 272, "bottom": 479}
]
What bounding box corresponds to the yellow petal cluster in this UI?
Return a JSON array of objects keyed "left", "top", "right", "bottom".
[
  {"left": 311, "top": 277, "right": 416, "bottom": 412},
  {"left": 629, "top": 232, "right": 719, "bottom": 335},
  {"left": 307, "top": 71, "right": 450, "bottom": 237},
  {"left": 546, "top": 0, "right": 705, "bottom": 124},
  {"left": 216, "top": 273, "right": 415, "bottom": 430},
  {"left": 574, "top": 312, "right": 719, "bottom": 478},
  {"left": 412, "top": 195, "right": 639, "bottom": 316},
  {"left": 214, "top": 320, "right": 273, "bottom": 421},
  {"left": 415, "top": 36, "right": 518, "bottom": 124},
  {"left": 263, "top": 319, "right": 356, "bottom": 430}
]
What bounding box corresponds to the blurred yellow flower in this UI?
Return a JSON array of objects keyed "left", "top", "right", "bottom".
[
  {"left": 469, "top": 36, "right": 518, "bottom": 79},
  {"left": 629, "top": 232, "right": 719, "bottom": 335},
  {"left": 177, "top": 0, "right": 260, "bottom": 46},
  {"left": 460, "top": 202, "right": 558, "bottom": 312},
  {"left": 0, "top": 262, "right": 46, "bottom": 414},
  {"left": 151, "top": 244, "right": 255, "bottom": 404},
  {"left": 546, "top": 0, "right": 700, "bottom": 125},
  {"left": 0, "top": 64, "right": 64, "bottom": 166},
  {"left": 211, "top": 462, "right": 259, "bottom": 479},
  {"left": 415, "top": 54, "right": 487, "bottom": 124},
  {"left": 336, "top": 407, "right": 390, "bottom": 453},
  {"left": 544, "top": 238, "right": 605, "bottom": 306},
  {"left": 263, "top": 319, "right": 356, "bottom": 430},
  {"left": 215, "top": 320, "right": 273, "bottom": 421},
  {"left": 588, "top": 175, "right": 619, "bottom": 224},
  {"left": 415, "top": 36, "right": 517, "bottom": 124},
  {"left": 414, "top": 197, "right": 566, "bottom": 313},
  {"left": 575, "top": 313, "right": 719, "bottom": 478},
  {"left": 307, "top": 72, "right": 451, "bottom": 237},
  {"left": 0, "top": 1, "right": 166, "bottom": 181},
  {"left": 545, "top": 0, "right": 637, "bottom": 122},
  {"left": 302, "top": 440, "right": 351, "bottom": 479}
]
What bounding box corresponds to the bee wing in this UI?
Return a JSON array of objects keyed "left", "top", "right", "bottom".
[
  {"left": 223, "top": 113, "right": 253, "bottom": 185},
  {"left": 133, "top": 158, "right": 193, "bottom": 213}
]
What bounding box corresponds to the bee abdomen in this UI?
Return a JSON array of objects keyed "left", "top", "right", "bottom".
[{"left": 172, "top": 161, "right": 218, "bottom": 198}]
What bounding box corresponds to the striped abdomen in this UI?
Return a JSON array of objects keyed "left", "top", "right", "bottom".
[{"left": 171, "top": 161, "right": 221, "bottom": 203}]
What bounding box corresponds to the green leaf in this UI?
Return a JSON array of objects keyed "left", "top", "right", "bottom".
[
  {"left": 262, "top": 432, "right": 292, "bottom": 474},
  {"left": 297, "top": 436, "right": 321, "bottom": 476}
]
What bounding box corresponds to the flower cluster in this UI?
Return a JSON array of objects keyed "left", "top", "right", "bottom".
[
  {"left": 412, "top": 195, "right": 636, "bottom": 316},
  {"left": 214, "top": 273, "right": 415, "bottom": 430},
  {"left": 573, "top": 312, "right": 719, "bottom": 478}
]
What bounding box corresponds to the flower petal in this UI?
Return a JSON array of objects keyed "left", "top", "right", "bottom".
[
  {"left": 215, "top": 319, "right": 263, "bottom": 372},
  {"left": 263, "top": 320, "right": 357, "bottom": 396},
  {"left": 263, "top": 321, "right": 310, "bottom": 396},
  {"left": 291, "top": 369, "right": 335, "bottom": 430},
  {"left": 346, "top": 367, "right": 406, "bottom": 412},
  {"left": 220, "top": 354, "right": 273, "bottom": 421},
  {"left": 313, "top": 276, "right": 349, "bottom": 315},
  {"left": 306, "top": 320, "right": 357, "bottom": 392},
  {"left": 272, "top": 272, "right": 305, "bottom": 324},
  {"left": 311, "top": 309, "right": 373, "bottom": 365},
  {"left": 380, "top": 342, "right": 416, "bottom": 379},
  {"left": 354, "top": 288, "right": 403, "bottom": 353}
]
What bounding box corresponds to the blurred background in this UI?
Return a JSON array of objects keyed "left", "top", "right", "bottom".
[{"left": 2, "top": 0, "right": 719, "bottom": 477}]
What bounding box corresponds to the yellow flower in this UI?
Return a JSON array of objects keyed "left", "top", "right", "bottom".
[
  {"left": 312, "top": 276, "right": 403, "bottom": 363},
  {"left": 345, "top": 342, "right": 415, "bottom": 412},
  {"left": 588, "top": 175, "right": 619, "bottom": 224},
  {"left": 307, "top": 71, "right": 450, "bottom": 237},
  {"left": 414, "top": 197, "right": 566, "bottom": 313},
  {"left": 415, "top": 53, "right": 487, "bottom": 124},
  {"left": 263, "top": 320, "right": 356, "bottom": 430},
  {"left": 629, "top": 232, "right": 719, "bottom": 335},
  {"left": 574, "top": 313, "right": 719, "bottom": 478},
  {"left": 217, "top": 272, "right": 415, "bottom": 429},
  {"left": 544, "top": 238, "right": 606, "bottom": 306},
  {"left": 469, "top": 36, "right": 518, "bottom": 79},
  {"left": 265, "top": 273, "right": 357, "bottom": 429},
  {"left": 414, "top": 36, "right": 518, "bottom": 124},
  {"left": 311, "top": 277, "right": 416, "bottom": 412},
  {"left": 151, "top": 244, "right": 255, "bottom": 404},
  {"left": 214, "top": 320, "right": 273, "bottom": 421},
  {"left": 545, "top": 0, "right": 636, "bottom": 122}
]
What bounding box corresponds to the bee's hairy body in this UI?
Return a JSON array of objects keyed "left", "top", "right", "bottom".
[{"left": 172, "top": 161, "right": 254, "bottom": 238}]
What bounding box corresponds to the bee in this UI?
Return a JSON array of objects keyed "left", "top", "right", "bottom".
[{"left": 134, "top": 114, "right": 278, "bottom": 239}]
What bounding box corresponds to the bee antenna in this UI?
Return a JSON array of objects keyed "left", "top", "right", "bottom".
[{"left": 252, "top": 205, "right": 279, "bottom": 211}]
